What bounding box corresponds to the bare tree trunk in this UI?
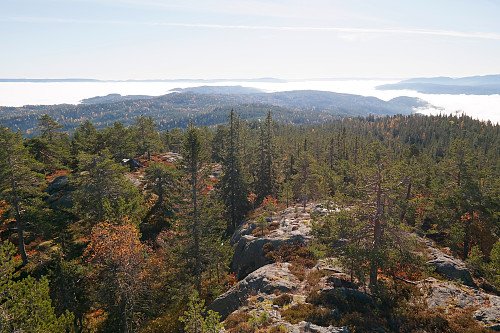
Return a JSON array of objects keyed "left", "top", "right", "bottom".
[
  {"left": 370, "top": 163, "right": 382, "bottom": 287},
  {"left": 193, "top": 166, "right": 201, "bottom": 293},
  {"left": 15, "top": 201, "right": 27, "bottom": 266},
  {"left": 8, "top": 154, "right": 28, "bottom": 266}
]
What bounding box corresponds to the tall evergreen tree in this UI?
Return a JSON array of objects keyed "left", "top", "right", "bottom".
[
  {"left": 145, "top": 162, "right": 179, "bottom": 218},
  {"left": 0, "top": 126, "right": 45, "bottom": 265},
  {"left": 25, "top": 114, "right": 70, "bottom": 173},
  {"left": 101, "top": 121, "right": 135, "bottom": 161},
  {"left": 182, "top": 122, "right": 203, "bottom": 292},
  {"left": 255, "top": 110, "right": 275, "bottom": 202},
  {"left": 218, "top": 110, "right": 249, "bottom": 234},
  {"left": 72, "top": 119, "right": 100, "bottom": 155},
  {"left": 134, "top": 115, "right": 161, "bottom": 160}
]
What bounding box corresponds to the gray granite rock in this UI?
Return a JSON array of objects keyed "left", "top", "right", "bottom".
[
  {"left": 420, "top": 278, "right": 486, "bottom": 309},
  {"left": 474, "top": 295, "right": 500, "bottom": 331},
  {"left": 427, "top": 245, "right": 476, "bottom": 287},
  {"left": 230, "top": 206, "right": 313, "bottom": 280},
  {"left": 207, "top": 263, "right": 297, "bottom": 320}
]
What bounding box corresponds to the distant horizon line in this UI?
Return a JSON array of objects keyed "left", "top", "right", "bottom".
[
  {"left": 0, "top": 77, "right": 403, "bottom": 82},
  {"left": 1, "top": 74, "right": 499, "bottom": 83}
]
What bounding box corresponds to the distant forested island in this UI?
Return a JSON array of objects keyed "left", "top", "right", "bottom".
[
  {"left": 0, "top": 86, "right": 429, "bottom": 136},
  {"left": 377, "top": 74, "right": 500, "bottom": 95}
]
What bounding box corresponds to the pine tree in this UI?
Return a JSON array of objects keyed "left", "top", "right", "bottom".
[
  {"left": 102, "top": 121, "right": 135, "bottom": 161},
  {"left": 179, "top": 290, "right": 223, "bottom": 333},
  {"left": 0, "top": 126, "right": 45, "bottom": 265},
  {"left": 0, "top": 241, "right": 74, "bottom": 332},
  {"left": 25, "top": 114, "right": 70, "bottom": 173},
  {"left": 145, "top": 162, "right": 179, "bottom": 216},
  {"left": 72, "top": 119, "right": 100, "bottom": 155},
  {"left": 134, "top": 115, "right": 161, "bottom": 160},
  {"left": 72, "top": 152, "right": 144, "bottom": 224}
]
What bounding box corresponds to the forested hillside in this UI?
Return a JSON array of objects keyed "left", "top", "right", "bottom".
[
  {"left": 0, "top": 88, "right": 428, "bottom": 136},
  {"left": 0, "top": 111, "right": 499, "bottom": 332}
]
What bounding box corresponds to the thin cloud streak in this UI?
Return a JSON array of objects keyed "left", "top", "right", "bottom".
[{"left": 3, "top": 16, "right": 500, "bottom": 40}]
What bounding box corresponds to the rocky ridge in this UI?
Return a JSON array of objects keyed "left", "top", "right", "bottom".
[{"left": 208, "top": 203, "right": 500, "bottom": 332}]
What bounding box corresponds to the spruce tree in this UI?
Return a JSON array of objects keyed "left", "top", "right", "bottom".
[
  {"left": 255, "top": 110, "right": 275, "bottom": 202},
  {"left": 218, "top": 109, "right": 249, "bottom": 234},
  {"left": 182, "top": 122, "right": 203, "bottom": 292}
]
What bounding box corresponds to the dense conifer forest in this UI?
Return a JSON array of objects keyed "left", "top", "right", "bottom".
[{"left": 0, "top": 111, "right": 499, "bottom": 332}]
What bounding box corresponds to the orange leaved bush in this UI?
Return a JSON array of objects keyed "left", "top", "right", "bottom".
[{"left": 84, "top": 220, "right": 150, "bottom": 332}]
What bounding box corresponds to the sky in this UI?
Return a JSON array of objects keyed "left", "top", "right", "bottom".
[{"left": 2, "top": 0, "right": 500, "bottom": 80}]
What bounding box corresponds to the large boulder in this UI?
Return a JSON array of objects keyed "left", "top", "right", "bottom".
[
  {"left": 231, "top": 206, "right": 315, "bottom": 280},
  {"left": 45, "top": 176, "right": 74, "bottom": 209},
  {"left": 46, "top": 175, "right": 70, "bottom": 194},
  {"left": 427, "top": 242, "right": 476, "bottom": 287},
  {"left": 320, "top": 288, "right": 374, "bottom": 307},
  {"left": 231, "top": 236, "right": 285, "bottom": 280},
  {"left": 207, "top": 263, "right": 298, "bottom": 320}
]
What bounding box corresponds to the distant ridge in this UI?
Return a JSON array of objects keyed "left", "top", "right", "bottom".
[
  {"left": 377, "top": 74, "right": 500, "bottom": 95},
  {"left": 0, "top": 85, "right": 432, "bottom": 136}
]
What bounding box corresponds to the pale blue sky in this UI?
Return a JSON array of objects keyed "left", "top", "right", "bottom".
[{"left": 2, "top": 0, "right": 500, "bottom": 79}]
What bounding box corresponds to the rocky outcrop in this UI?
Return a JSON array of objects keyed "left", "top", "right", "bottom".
[
  {"left": 419, "top": 277, "right": 486, "bottom": 309},
  {"left": 474, "top": 295, "right": 500, "bottom": 331},
  {"left": 214, "top": 203, "right": 498, "bottom": 332},
  {"left": 420, "top": 277, "right": 500, "bottom": 330},
  {"left": 231, "top": 205, "right": 323, "bottom": 280},
  {"left": 426, "top": 240, "right": 476, "bottom": 287},
  {"left": 211, "top": 204, "right": 350, "bottom": 332},
  {"left": 207, "top": 263, "right": 298, "bottom": 320}
]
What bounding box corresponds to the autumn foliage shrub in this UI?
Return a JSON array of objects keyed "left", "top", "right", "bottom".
[
  {"left": 281, "top": 303, "right": 334, "bottom": 326},
  {"left": 289, "top": 262, "right": 306, "bottom": 281},
  {"left": 224, "top": 312, "right": 251, "bottom": 330},
  {"left": 263, "top": 241, "right": 317, "bottom": 268},
  {"left": 267, "top": 324, "right": 289, "bottom": 333},
  {"left": 272, "top": 294, "right": 293, "bottom": 307}
]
